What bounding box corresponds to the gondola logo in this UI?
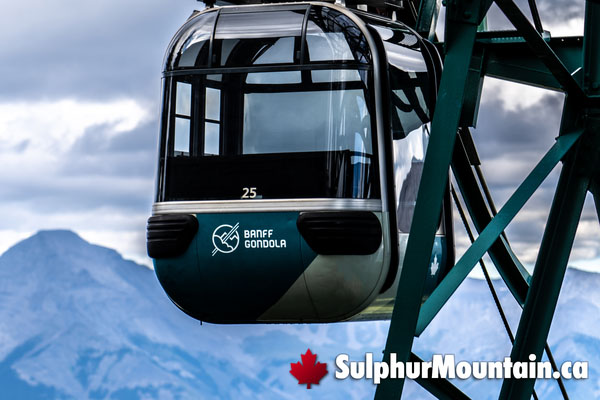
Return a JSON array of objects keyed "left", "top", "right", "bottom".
[{"left": 212, "top": 223, "right": 240, "bottom": 256}]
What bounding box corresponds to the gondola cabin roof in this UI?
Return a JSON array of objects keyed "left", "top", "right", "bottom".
[{"left": 163, "top": 2, "right": 425, "bottom": 73}]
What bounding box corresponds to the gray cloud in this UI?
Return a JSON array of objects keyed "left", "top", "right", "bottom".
[
  {"left": 1, "top": 175, "right": 153, "bottom": 214},
  {"left": 483, "top": 0, "right": 584, "bottom": 32},
  {"left": 11, "top": 139, "right": 30, "bottom": 153},
  {"left": 70, "top": 120, "right": 158, "bottom": 156},
  {"left": 473, "top": 92, "right": 565, "bottom": 163},
  {"left": 459, "top": 78, "right": 600, "bottom": 264},
  {"left": 3, "top": 128, "right": 158, "bottom": 213},
  {"left": 0, "top": 0, "right": 199, "bottom": 102},
  {"left": 535, "top": 0, "right": 585, "bottom": 25}
]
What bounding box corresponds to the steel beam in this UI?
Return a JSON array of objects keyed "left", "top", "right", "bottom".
[
  {"left": 416, "top": 0, "right": 442, "bottom": 40},
  {"left": 416, "top": 131, "right": 583, "bottom": 334},
  {"left": 410, "top": 353, "right": 471, "bottom": 399},
  {"left": 374, "top": 6, "right": 482, "bottom": 398},
  {"left": 494, "top": 0, "right": 586, "bottom": 99},
  {"left": 478, "top": 36, "right": 583, "bottom": 91},
  {"left": 498, "top": 137, "right": 590, "bottom": 400}
]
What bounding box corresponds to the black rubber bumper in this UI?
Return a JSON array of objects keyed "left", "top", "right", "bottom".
[
  {"left": 147, "top": 214, "right": 199, "bottom": 259},
  {"left": 296, "top": 211, "right": 382, "bottom": 255}
]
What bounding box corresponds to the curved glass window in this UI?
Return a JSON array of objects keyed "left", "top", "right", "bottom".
[
  {"left": 214, "top": 10, "right": 305, "bottom": 68},
  {"left": 307, "top": 6, "right": 371, "bottom": 64},
  {"left": 159, "top": 6, "right": 381, "bottom": 201},
  {"left": 164, "top": 6, "right": 373, "bottom": 70},
  {"left": 166, "top": 11, "right": 217, "bottom": 70},
  {"left": 242, "top": 77, "right": 371, "bottom": 155},
  {"left": 368, "top": 23, "right": 431, "bottom": 137},
  {"left": 162, "top": 68, "right": 378, "bottom": 201},
  {"left": 215, "top": 11, "right": 304, "bottom": 39},
  {"left": 393, "top": 125, "right": 428, "bottom": 232}
]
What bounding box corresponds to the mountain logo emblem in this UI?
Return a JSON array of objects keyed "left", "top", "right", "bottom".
[{"left": 212, "top": 223, "right": 240, "bottom": 256}]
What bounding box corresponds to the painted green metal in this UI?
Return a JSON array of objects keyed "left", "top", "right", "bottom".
[
  {"left": 373, "top": 1, "right": 484, "bottom": 396},
  {"left": 494, "top": 0, "right": 586, "bottom": 99},
  {"left": 480, "top": 37, "right": 583, "bottom": 90},
  {"left": 374, "top": 0, "right": 599, "bottom": 397},
  {"left": 416, "top": 0, "right": 441, "bottom": 40},
  {"left": 495, "top": 4, "right": 597, "bottom": 398},
  {"left": 527, "top": 0, "right": 543, "bottom": 33},
  {"left": 498, "top": 133, "right": 590, "bottom": 399},
  {"left": 416, "top": 130, "right": 583, "bottom": 335},
  {"left": 459, "top": 52, "right": 485, "bottom": 128},
  {"left": 154, "top": 211, "right": 312, "bottom": 322},
  {"left": 477, "top": 16, "right": 488, "bottom": 32},
  {"left": 410, "top": 353, "right": 471, "bottom": 399},
  {"left": 495, "top": 6, "right": 600, "bottom": 395}
]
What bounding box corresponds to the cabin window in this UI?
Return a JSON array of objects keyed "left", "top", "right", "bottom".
[
  {"left": 174, "top": 82, "right": 192, "bottom": 155},
  {"left": 160, "top": 6, "right": 385, "bottom": 201},
  {"left": 204, "top": 87, "right": 221, "bottom": 155},
  {"left": 164, "top": 68, "right": 379, "bottom": 200}
]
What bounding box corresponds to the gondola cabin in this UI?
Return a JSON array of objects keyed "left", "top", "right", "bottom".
[{"left": 147, "top": 2, "right": 454, "bottom": 323}]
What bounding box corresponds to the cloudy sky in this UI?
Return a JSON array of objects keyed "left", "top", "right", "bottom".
[{"left": 0, "top": 0, "right": 597, "bottom": 273}]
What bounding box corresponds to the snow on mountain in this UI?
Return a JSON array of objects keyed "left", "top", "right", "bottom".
[{"left": 0, "top": 230, "right": 597, "bottom": 399}]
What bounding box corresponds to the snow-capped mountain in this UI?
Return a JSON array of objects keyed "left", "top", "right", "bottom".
[{"left": 0, "top": 230, "right": 597, "bottom": 399}]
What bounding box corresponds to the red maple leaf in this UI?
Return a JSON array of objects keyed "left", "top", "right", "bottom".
[{"left": 290, "top": 349, "right": 328, "bottom": 389}]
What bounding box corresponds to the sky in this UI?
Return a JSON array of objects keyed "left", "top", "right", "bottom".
[{"left": 0, "top": 0, "right": 598, "bottom": 273}]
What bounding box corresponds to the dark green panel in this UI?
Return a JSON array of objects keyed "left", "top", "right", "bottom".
[
  {"left": 479, "top": 36, "right": 583, "bottom": 91},
  {"left": 155, "top": 212, "right": 316, "bottom": 322},
  {"left": 493, "top": 0, "right": 585, "bottom": 98},
  {"left": 499, "top": 136, "right": 589, "bottom": 400},
  {"left": 421, "top": 237, "right": 447, "bottom": 298}
]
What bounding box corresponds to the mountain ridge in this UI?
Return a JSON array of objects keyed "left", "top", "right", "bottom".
[{"left": 0, "top": 230, "right": 597, "bottom": 399}]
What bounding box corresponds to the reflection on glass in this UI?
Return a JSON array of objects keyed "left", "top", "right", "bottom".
[
  {"left": 394, "top": 126, "right": 429, "bottom": 232},
  {"left": 306, "top": 33, "right": 355, "bottom": 61},
  {"left": 166, "top": 70, "right": 378, "bottom": 200},
  {"left": 174, "top": 118, "right": 190, "bottom": 153},
  {"left": 306, "top": 6, "right": 370, "bottom": 64},
  {"left": 204, "top": 122, "right": 220, "bottom": 155},
  {"left": 246, "top": 71, "right": 301, "bottom": 84},
  {"left": 220, "top": 39, "right": 238, "bottom": 66},
  {"left": 178, "top": 40, "right": 209, "bottom": 67},
  {"left": 215, "top": 11, "right": 304, "bottom": 39},
  {"left": 311, "top": 69, "right": 361, "bottom": 83},
  {"left": 385, "top": 43, "right": 427, "bottom": 72},
  {"left": 254, "top": 37, "right": 295, "bottom": 64},
  {"left": 176, "top": 82, "right": 191, "bottom": 116},
  {"left": 390, "top": 70, "right": 430, "bottom": 137},
  {"left": 205, "top": 88, "right": 221, "bottom": 121},
  {"left": 171, "top": 11, "right": 217, "bottom": 69},
  {"left": 242, "top": 89, "right": 371, "bottom": 155}
]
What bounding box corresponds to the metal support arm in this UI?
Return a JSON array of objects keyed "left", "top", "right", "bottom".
[{"left": 416, "top": 131, "right": 583, "bottom": 334}]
